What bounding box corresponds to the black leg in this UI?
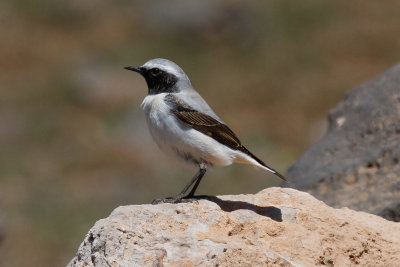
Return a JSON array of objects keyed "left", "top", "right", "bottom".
[
  {"left": 176, "top": 168, "right": 206, "bottom": 199},
  {"left": 152, "top": 163, "right": 207, "bottom": 204},
  {"left": 186, "top": 168, "right": 206, "bottom": 198}
]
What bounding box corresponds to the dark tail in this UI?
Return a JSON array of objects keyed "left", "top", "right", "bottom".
[{"left": 239, "top": 146, "right": 288, "bottom": 182}]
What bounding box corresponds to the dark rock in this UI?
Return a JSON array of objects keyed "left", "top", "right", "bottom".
[{"left": 285, "top": 64, "right": 400, "bottom": 221}]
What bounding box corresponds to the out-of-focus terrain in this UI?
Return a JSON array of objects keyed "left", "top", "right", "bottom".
[{"left": 1, "top": 1, "right": 400, "bottom": 266}]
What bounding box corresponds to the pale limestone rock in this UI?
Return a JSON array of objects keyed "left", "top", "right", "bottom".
[{"left": 68, "top": 188, "right": 400, "bottom": 267}]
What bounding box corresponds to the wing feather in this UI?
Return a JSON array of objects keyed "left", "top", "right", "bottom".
[
  {"left": 164, "top": 93, "right": 287, "bottom": 181},
  {"left": 173, "top": 110, "right": 242, "bottom": 150}
]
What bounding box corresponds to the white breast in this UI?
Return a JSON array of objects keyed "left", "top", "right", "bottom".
[
  {"left": 140, "top": 94, "right": 238, "bottom": 167},
  {"left": 141, "top": 93, "right": 178, "bottom": 147}
]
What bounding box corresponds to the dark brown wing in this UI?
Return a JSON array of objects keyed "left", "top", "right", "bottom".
[
  {"left": 164, "top": 94, "right": 288, "bottom": 181},
  {"left": 172, "top": 109, "right": 243, "bottom": 150}
]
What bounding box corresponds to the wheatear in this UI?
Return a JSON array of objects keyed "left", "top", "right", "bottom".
[{"left": 125, "top": 58, "right": 287, "bottom": 204}]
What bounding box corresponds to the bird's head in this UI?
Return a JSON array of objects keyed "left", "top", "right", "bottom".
[{"left": 125, "top": 58, "right": 191, "bottom": 95}]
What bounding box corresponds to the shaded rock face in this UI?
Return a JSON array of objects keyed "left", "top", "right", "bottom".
[
  {"left": 68, "top": 188, "right": 400, "bottom": 267},
  {"left": 285, "top": 64, "right": 400, "bottom": 221}
]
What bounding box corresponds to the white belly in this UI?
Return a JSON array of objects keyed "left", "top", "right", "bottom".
[{"left": 141, "top": 94, "right": 236, "bottom": 167}]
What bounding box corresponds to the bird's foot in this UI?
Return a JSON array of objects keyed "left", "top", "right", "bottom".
[
  {"left": 151, "top": 195, "right": 199, "bottom": 205},
  {"left": 151, "top": 197, "right": 180, "bottom": 204}
]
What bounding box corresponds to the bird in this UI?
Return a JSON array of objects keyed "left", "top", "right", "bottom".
[{"left": 125, "top": 58, "right": 287, "bottom": 204}]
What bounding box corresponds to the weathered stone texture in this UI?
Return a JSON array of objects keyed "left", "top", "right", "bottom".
[{"left": 68, "top": 188, "right": 400, "bottom": 267}]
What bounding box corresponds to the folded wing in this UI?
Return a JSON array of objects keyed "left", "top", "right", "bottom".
[{"left": 164, "top": 94, "right": 287, "bottom": 181}]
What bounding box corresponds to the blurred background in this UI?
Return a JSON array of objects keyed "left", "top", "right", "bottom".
[{"left": 1, "top": 0, "right": 400, "bottom": 266}]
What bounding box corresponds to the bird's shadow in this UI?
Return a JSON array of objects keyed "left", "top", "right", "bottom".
[{"left": 193, "top": 195, "right": 282, "bottom": 222}]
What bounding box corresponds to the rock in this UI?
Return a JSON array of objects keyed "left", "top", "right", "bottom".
[
  {"left": 285, "top": 64, "right": 400, "bottom": 221},
  {"left": 68, "top": 188, "right": 400, "bottom": 267}
]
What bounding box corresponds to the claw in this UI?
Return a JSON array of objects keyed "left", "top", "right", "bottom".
[
  {"left": 151, "top": 197, "right": 179, "bottom": 204},
  {"left": 151, "top": 196, "right": 199, "bottom": 205}
]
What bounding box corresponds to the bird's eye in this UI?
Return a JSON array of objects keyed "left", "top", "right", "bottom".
[{"left": 150, "top": 68, "right": 161, "bottom": 76}]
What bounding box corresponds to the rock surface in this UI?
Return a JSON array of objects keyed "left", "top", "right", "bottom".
[
  {"left": 68, "top": 188, "right": 400, "bottom": 267},
  {"left": 285, "top": 64, "right": 400, "bottom": 221}
]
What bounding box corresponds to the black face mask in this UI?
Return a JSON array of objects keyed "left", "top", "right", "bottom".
[{"left": 142, "top": 68, "right": 179, "bottom": 95}]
